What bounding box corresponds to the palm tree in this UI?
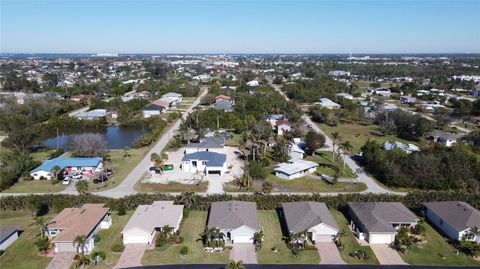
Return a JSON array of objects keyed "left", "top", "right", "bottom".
[
  {"left": 33, "top": 216, "right": 47, "bottom": 239},
  {"left": 331, "top": 131, "right": 342, "bottom": 161},
  {"left": 175, "top": 192, "right": 196, "bottom": 209},
  {"left": 75, "top": 180, "right": 89, "bottom": 194},
  {"left": 150, "top": 152, "right": 168, "bottom": 174},
  {"left": 254, "top": 230, "right": 264, "bottom": 245},
  {"left": 73, "top": 235, "right": 88, "bottom": 255},
  {"left": 339, "top": 141, "right": 353, "bottom": 172},
  {"left": 161, "top": 225, "right": 174, "bottom": 237},
  {"left": 199, "top": 226, "right": 212, "bottom": 247},
  {"left": 51, "top": 165, "right": 62, "bottom": 181},
  {"left": 123, "top": 146, "right": 130, "bottom": 158},
  {"left": 226, "top": 260, "right": 245, "bottom": 269}
]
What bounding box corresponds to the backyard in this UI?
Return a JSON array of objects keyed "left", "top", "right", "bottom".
[
  {"left": 256, "top": 210, "right": 320, "bottom": 264},
  {"left": 399, "top": 221, "right": 480, "bottom": 266},
  {"left": 0, "top": 210, "right": 54, "bottom": 269},
  {"left": 330, "top": 209, "right": 379, "bottom": 264},
  {"left": 318, "top": 123, "right": 418, "bottom": 153},
  {"left": 142, "top": 211, "right": 230, "bottom": 265}
]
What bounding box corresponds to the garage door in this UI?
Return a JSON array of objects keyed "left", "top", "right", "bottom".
[
  {"left": 315, "top": 234, "right": 334, "bottom": 242},
  {"left": 369, "top": 233, "right": 394, "bottom": 244},
  {"left": 233, "top": 235, "right": 253, "bottom": 243}
]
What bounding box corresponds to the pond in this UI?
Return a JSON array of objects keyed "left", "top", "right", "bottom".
[{"left": 42, "top": 126, "right": 149, "bottom": 150}]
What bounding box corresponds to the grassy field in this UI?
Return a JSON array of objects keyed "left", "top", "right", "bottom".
[
  {"left": 306, "top": 152, "right": 355, "bottom": 178},
  {"left": 318, "top": 123, "right": 417, "bottom": 153},
  {"left": 82, "top": 211, "right": 134, "bottom": 269},
  {"left": 399, "top": 222, "right": 480, "bottom": 266},
  {"left": 89, "top": 148, "right": 149, "bottom": 192},
  {"left": 267, "top": 171, "right": 367, "bottom": 193},
  {"left": 330, "top": 209, "right": 379, "bottom": 264},
  {"left": 3, "top": 180, "right": 67, "bottom": 193},
  {"left": 257, "top": 211, "right": 320, "bottom": 264},
  {"left": 142, "top": 211, "right": 229, "bottom": 265},
  {"left": 135, "top": 181, "right": 208, "bottom": 192},
  {"left": 0, "top": 210, "right": 53, "bottom": 269}
]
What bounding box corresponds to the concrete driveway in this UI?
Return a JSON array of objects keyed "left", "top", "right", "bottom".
[
  {"left": 114, "top": 243, "right": 148, "bottom": 269},
  {"left": 316, "top": 242, "right": 346, "bottom": 264},
  {"left": 230, "top": 243, "right": 257, "bottom": 264},
  {"left": 370, "top": 244, "right": 407, "bottom": 265},
  {"left": 46, "top": 252, "right": 76, "bottom": 269}
]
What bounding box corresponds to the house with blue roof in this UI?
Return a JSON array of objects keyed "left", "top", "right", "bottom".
[
  {"left": 30, "top": 157, "right": 103, "bottom": 180},
  {"left": 181, "top": 151, "right": 227, "bottom": 176}
]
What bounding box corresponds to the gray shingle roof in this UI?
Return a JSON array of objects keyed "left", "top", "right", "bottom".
[
  {"left": 282, "top": 202, "right": 339, "bottom": 232},
  {"left": 143, "top": 103, "right": 166, "bottom": 111},
  {"left": 208, "top": 201, "right": 259, "bottom": 230},
  {"left": 0, "top": 225, "right": 18, "bottom": 244},
  {"left": 185, "top": 137, "right": 225, "bottom": 149},
  {"left": 423, "top": 201, "right": 480, "bottom": 232},
  {"left": 348, "top": 202, "right": 419, "bottom": 233},
  {"left": 181, "top": 151, "right": 226, "bottom": 167},
  {"left": 213, "top": 100, "right": 233, "bottom": 111}
]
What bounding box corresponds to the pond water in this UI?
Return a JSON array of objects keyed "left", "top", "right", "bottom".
[{"left": 42, "top": 126, "right": 149, "bottom": 150}]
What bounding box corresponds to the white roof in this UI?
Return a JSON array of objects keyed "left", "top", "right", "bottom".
[
  {"left": 274, "top": 159, "right": 318, "bottom": 175},
  {"left": 122, "top": 201, "right": 184, "bottom": 234},
  {"left": 161, "top": 92, "right": 182, "bottom": 98},
  {"left": 319, "top": 98, "right": 340, "bottom": 107}
]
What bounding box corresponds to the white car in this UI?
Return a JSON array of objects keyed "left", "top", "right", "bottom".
[
  {"left": 71, "top": 173, "right": 83, "bottom": 179},
  {"left": 62, "top": 177, "right": 72, "bottom": 185}
]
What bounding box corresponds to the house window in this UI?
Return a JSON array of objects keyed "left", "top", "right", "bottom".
[
  {"left": 49, "top": 230, "right": 58, "bottom": 236},
  {"left": 202, "top": 161, "right": 207, "bottom": 165}
]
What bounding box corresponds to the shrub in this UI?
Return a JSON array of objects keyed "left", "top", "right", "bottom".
[
  {"left": 183, "top": 208, "right": 190, "bottom": 218},
  {"left": 110, "top": 243, "right": 124, "bottom": 253},
  {"left": 411, "top": 223, "right": 426, "bottom": 235},
  {"left": 176, "top": 236, "right": 184, "bottom": 244},
  {"left": 180, "top": 246, "right": 188, "bottom": 256},
  {"left": 94, "top": 234, "right": 101, "bottom": 243},
  {"left": 117, "top": 203, "right": 126, "bottom": 216},
  {"left": 156, "top": 236, "right": 169, "bottom": 248}
]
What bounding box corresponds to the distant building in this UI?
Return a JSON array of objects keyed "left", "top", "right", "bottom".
[
  {"left": 0, "top": 225, "right": 19, "bottom": 251},
  {"left": 318, "top": 98, "right": 341, "bottom": 109},
  {"left": 142, "top": 103, "right": 167, "bottom": 118},
  {"left": 74, "top": 109, "right": 107, "bottom": 120},
  {"left": 328, "top": 70, "right": 350, "bottom": 77},
  {"left": 246, "top": 80, "right": 259, "bottom": 87},
  {"left": 383, "top": 141, "right": 419, "bottom": 154},
  {"left": 336, "top": 93, "right": 354, "bottom": 100}
]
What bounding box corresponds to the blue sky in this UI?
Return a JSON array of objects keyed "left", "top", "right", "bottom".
[{"left": 1, "top": 0, "right": 479, "bottom": 53}]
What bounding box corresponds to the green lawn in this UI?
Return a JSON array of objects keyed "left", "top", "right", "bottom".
[
  {"left": 135, "top": 181, "right": 208, "bottom": 192},
  {"left": 82, "top": 211, "right": 134, "bottom": 269},
  {"left": 330, "top": 209, "right": 379, "bottom": 264},
  {"left": 257, "top": 211, "right": 320, "bottom": 264},
  {"left": 399, "top": 222, "right": 480, "bottom": 266},
  {"left": 89, "top": 148, "right": 149, "bottom": 192},
  {"left": 30, "top": 148, "right": 58, "bottom": 162},
  {"left": 0, "top": 210, "right": 53, "bottom": 269},
  {"left": 3, "top": 180, "right": 67, "bottom": 193},
  {"left": 142, "top": 211, "right": 229, "bottom": 265},
  {"left": 318, "top": 123, "right": 418, "bottom": 153},
  {"left": 267, "top": 172, "right": 367, "bottom": 193},
  {"left": 306, "top": 152, "right": 355, "bottom": 178}
]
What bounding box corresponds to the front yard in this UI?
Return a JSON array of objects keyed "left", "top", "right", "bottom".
[
  {"left": 256, "top": 211, "right": 320, "bottom": 264},
  {"left": 142, "top": 211, "right": 229, "bottom": 265},
  {"left": 399, "top": 222, "right": 480, "bottom": 266},
  {"left": 0, "top": 210, "right": 54, "bottom": 269},
  {"left": 135, "top": 181, "right": 208, "bottom": 192},
  {"left": 330, "top": 209, "right": 379, "bottom": 264},
  {"left": 267, "top": 173, "right": 367, "bottom": 193},
  {"left": 3, "top": 180, "right": 67, "bottom": 193}
]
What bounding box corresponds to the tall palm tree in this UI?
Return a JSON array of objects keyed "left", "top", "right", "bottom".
[
  {"left": 226, "top": 260, "right": 245, "bottom": 269},
  {"left": 339, "top": 141, "right": 353, "bottom": 172},
  {"left": 73, "top": 235, "right": 88, "bottom": 255},
  {"left": 254, "top": 230, "right": 264, "bottom": 245},
  {"left": 331, "top": 131, "right": 342, "bottom": 161},
  {"left": 51, "top": 165, "right": 62, "bottom": 181},
  {"left": 199, "top": 226, "right": 212, "bottom": 247},
  {"left": 75, "top": 180, "right": 89, "bottom": 194},
  {"left": 33, "top": 217, "right": 47, "bottom": 239}
]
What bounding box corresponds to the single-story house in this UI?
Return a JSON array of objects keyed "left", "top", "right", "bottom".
[
  {"left": 383, "top": 141, "right": 419, "bottom": 154},
  {"left": 74, "top": 109, "right": 107, "bottom": 120},
  {"left": 185, "top": 137, "right": 225, "bottom": 154},
  {"left": 318, "top": 98, "right": 341, "bottom": 109},
  {"left": 0, "top": 225, "right": 19, "bottom": 251},
  {"left": 161, "top": 92, "right": 183, "bottom": 103},
  {"left": 181, "top": 151, "right": 227, "bottom": 176},
  {"left": 215, "top": 95, "right": 231, "bottom": 102},
  {"left": 423, "top": 201, "right": 480, "bottom": 243},
  {"left": 142, "top": 103, "right": 167, "bottom": 118},
  {"left": 375, "top": 89, "right": 392, "bottom": 97},
  {"left": 348, "top": 202, "right": 419, "bottom": 244},
  {"left": 30, "top": 157, "right": 103, "bottom": 180},
  {"left": 429, "top": 131, "right": 461, "bottom": 147},
  {"left": 46, "top": 204, "right": 111, "bottom": 253},
  {"left": 288, "top": 142, "right": 305, "bottom": 160},
  {"left": 274, "top": 159, "right": 319, "bottom": 180},
  {"left": 382, "top": 103, "right": 398, "bottom": 111},
  {"left": 213, "top": 100, "right": 234, "bottom": 112},
  {"left": 328, "top": 70, "right": 350, "bottom": 77},
  {"left": 208, "top": 201, "right": 260, "bottom": 243},
  {"left": 246, "top": 80, "right": 259, "bottom": 87},
  {"left": 122, "top": 201, "right": 184, "bottom": 245},
  {"left": 336, "top": 93, "right": 354, "bottom": 100},
  {"left": 282, "top": 201, "right": 339, "bottom": 242},
  {"left": 276, "top": 120, "right": 292, "bottom": 135},
  {"left": 400, "top": 96, "right": 417, "bottom": 104}
]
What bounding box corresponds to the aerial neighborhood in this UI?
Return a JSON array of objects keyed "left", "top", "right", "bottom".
[{"left": 0, "top": 53, "right": 479, "bottom": 269}]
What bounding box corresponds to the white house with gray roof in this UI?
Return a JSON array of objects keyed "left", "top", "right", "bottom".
[
  {"left": 274, "top": 159, "right": 319, "bottom": 180},
  {"left": 423, "top": 201, "right": 480, "bottom": 243},
  {"left": 0, "top": 225, "right": 19, "bottom": 251},
  {"left": 185, "top": 137, "right": 225, "bottom": 154},
  {"left": 181, "top": 151, "right": 227, "bottom": 176},
  {"left": 348, "top": 202, "right": 419, "bottom": 244},
  {"left": 122, "top": 201, "right": 184, "bottom": 245},
  {"left": 208, "top": 201, "right": 260, "bottom": 244},
  {"left": 282, "top": 202, "right": 339, "bottom": 242}
]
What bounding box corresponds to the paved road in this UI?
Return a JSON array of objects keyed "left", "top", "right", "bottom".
[
  {"left": 96, "top": 87, "right": 209, "bottom": 198},
  {"left": 267, "top": 78, "right": 397, "bottom": 195}
]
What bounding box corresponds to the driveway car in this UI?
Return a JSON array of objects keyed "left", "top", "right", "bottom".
[{"left": 62, "top": 177, "right": 71, "bottom": 185}]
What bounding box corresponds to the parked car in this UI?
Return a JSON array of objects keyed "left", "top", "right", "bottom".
[
  {"left": 62, "top": 177, "right": 71, "bottom": 185},
  {"left": 71, "top": 173, "right": 83, "bottom": 179},
  {"left": 149, "top": 167, "right": 161, "bottom": 174},
  {"left": 103, "top": 169, "right": 113, "bottom": 177},
  {"left": 93, "top": 175, "right": 108, "bottom": 184}
]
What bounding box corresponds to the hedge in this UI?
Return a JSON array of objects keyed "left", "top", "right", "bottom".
[{"left": 1, "top": 191, "right": 479, "bottom": 216}]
